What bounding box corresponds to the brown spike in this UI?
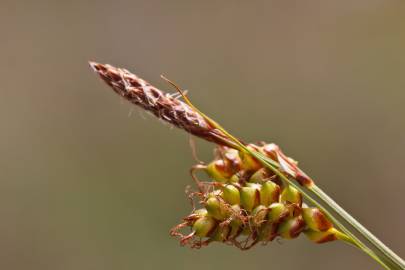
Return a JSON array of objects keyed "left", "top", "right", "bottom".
[{"left": 89, "top": 62, "right": 233, "bottom": 147}]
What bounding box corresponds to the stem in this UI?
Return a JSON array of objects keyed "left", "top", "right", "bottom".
[
  {"left": 173, "top": 88, "right": 403, "bottom": 269},
  {"left": 211, "top": 134, "right": 397, "bottom": 269},
  {"left": 208, "top": 124, "right": 392, "bottom": 269},
  {"left": 310, "top": 184, "right": 405, "bottom": 269},
  {"left": 250, "top": 152, "right": 392, "bottom": 270},
  {"left": 338, "top": 232, "right": 391, "bottom": 270}
]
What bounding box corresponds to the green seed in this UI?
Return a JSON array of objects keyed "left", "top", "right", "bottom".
[
  {"left": 277, "top": 216, "right": 305, "bottom": 239},
  {"left": 193, "top": 216, "right": 217, "bottom": 237},
  {"left": 240, "top": 186, "right": 259, "bottom": 212},
  {"left": 205, "top": 197, "right": 229, "bottom": 220},
  {"left": 260, "top": 181, "right": 280, "bottom": 206},
  {"left": 249, "top": 168, "right": 274, "bottom": 183},
  {"left": 267, "top": 203, "right": 288, "bottom": 223},
  {"left": 302, "top": 207, "right": 332, "bottom": 232},
  {"left": 252, "top": 205, "right": 268, "bottom": 226},
  {"left": 194, "top": 208, "right": 208, "bottom": 217},
  {"left": 280, "top": 185, "right": 302, "bottom": 205},
  {"left": 206, "top": 160, "right": 230, "bottom": 182},
  {"left": 304, "top": 228, "right": 339, "bottom": 243},
  {"left": 221, "top": 184, "right": 240, "bottom": 205},
  {"left": 205, "top": 148, "right": 242, "bottom": 182},
  {"left": 229, "top": 173, "right": 240, "bottom": 183}
]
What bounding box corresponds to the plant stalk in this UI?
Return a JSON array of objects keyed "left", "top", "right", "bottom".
[
  {"left": 184, "top": 100, "right": 401, "bottom": 269},
  {"left": 171, "top": 79, "right": 403, "bottom": 270},
  {"left": 310, "top": 184, "right": 405, "bottom": 269},
  {"left": 249, "top": 151, "right": 393, "bottom": 270}
]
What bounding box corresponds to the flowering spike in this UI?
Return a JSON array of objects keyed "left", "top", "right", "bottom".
[
  {"left": 89, "top": 62, "right": 235, "bottom": 147},
  {"left": 170, "top": 147, "right": 343, "bottom": 250}
]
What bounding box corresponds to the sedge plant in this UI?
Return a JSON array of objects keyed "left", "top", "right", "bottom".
[{"left": 89, "top": 62, "right": 404, "bottom": 270}]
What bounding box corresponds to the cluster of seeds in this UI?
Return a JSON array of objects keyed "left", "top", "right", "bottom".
[{"left": 171, "top": 144, "right": 341, "bottom": 249}]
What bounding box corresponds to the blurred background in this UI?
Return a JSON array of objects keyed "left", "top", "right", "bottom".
[{"left": 1, "top": 1, "right": 404, "bottom": 269}]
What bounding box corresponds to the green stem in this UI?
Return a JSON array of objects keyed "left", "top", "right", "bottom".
[
  {"left": 209, "top": 125, "right": 392, "bottom": 269},
  {"left": 310, "top": 184, "right": 405, "bottom": 269},
  {"left": 172, "top": 87, "right": 403, "bottom": 269},
  {"left": 249, "top": 152, "right": 392, "bottom": 270},
  {"left": 338, "top": 232, "right": 391, "bottom": 270},
  {"left": 207, "top": 131, "right": 396, "bottom": 269}
]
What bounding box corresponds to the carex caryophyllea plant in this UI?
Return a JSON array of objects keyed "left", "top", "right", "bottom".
[{"left": 90, "top": 62, "right": 404, "bottom": 270}]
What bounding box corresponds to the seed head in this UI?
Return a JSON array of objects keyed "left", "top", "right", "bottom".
[{"left": 171, "top": 146, "right": 340, "bottom": 250}]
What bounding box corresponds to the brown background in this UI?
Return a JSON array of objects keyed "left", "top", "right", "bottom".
[{"left": 1, "top": 1, "right": 404, "bottom": 269}]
